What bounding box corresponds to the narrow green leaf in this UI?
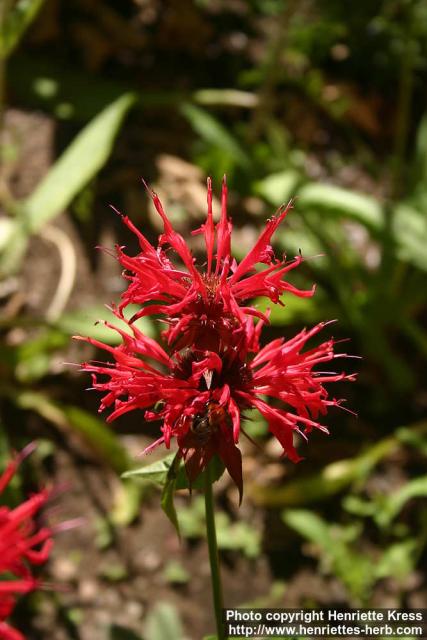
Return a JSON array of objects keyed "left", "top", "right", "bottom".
[
  {"left": 193, "top": 88, "right": 258, "bottom": 108},
  {"left": 0, "top": 0, "right": 45, "bottom": 59},
  {"left": 181, "top": 103, "right": 249, "bottom": 168},
  {"left": 393, "top": 203, "right": 427, "bottom": 271},
  {"left": 0, "top": 94, "right": 136, "bottom": 275},
  {"left": 254, "top": 170, "right": 302, "bottom": 207},
  {"left": 23, "top": 93, "right": 136, "bottom": 233},
  {"left": 297, "top": 183, "right": 383, "bottom": 231}
]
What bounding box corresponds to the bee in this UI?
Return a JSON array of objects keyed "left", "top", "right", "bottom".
[{"left": 190, "top": 402, "right": 228, "bottom": 446}]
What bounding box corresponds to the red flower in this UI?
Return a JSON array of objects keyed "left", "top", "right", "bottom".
[
  {"left": 0, "top": 447, "right": 53, "bottom": 640},
  {"left": 76, "top": 315, "right": 354, "bottom": 501},
  {"left": 77, "top": 179, "right": 355, "bottom": 500},
  {"left": 113, "top": 178, "right": 314, "bottom": 352}
]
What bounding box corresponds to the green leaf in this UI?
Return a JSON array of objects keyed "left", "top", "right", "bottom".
[
  {"left": 23, "top": 93, "right": 136, "bottom": 233},
  {"left": 181, "top": 103, "right": 249, "bottom": 168},
  {"left": 145, "top": 603, "right": 184, "bottom": 640},
  {"left": 393, "top": 203, "right": 427, "bottom": 271},
  {"left": 0, "top": 93, "right": 136, "bottom": 275},
  {"left": 193, "top": 88, "right": 258, "bottom": 108},
  {"left": 375, "top": 474, "right": 427, "bottom": 527},
  {"left": 122, "top": 453, "right": 176, "bottom": 484},
  {"left": 161, "top": 453, "right": 181, "bottom": 535},
  {"left": 0, "top": 0, "right": 45, "bottom": 59},
  {"left": 297, "top": 183, "right": 383, "bottom": 231},
  {"left": 283, "top": 510, "right": 332, "bottom": 548},
  {"left": 375, "top": 540, "right": 418, "bottom": 581},
  {"left": 123, "top": 452, "right": 225, "bottom": 491},
  {"left": 397, "top": 425, "right": 427, "bottom": 456},
  {"left": 254, "top": 170, "right": 302, "bottom": 207}
]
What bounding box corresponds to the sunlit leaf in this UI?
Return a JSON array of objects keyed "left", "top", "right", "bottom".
[
  {"left": 23, "top": 93, "right": 136, "bottom": 233},
  {"left": 254, "top": 170, "right": 302, "bottom": 207},
  {"left": 0, "top": 94, "right": 136, "bottom": 275},
  {"left": 297, "top": 183, "right": 383, "bottom": 231},
  {"left": 393, "top": 203, "right": 427, "bottom": 271}
]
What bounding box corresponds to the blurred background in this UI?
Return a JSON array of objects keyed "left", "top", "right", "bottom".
[{"left": 0, "top": 1, "right": 426, "bottom": 639}]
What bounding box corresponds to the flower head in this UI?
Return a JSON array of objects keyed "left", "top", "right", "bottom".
[
  {"left": 0, "top": 447, "right": 53, "bottom": 640},
  {"left": 77, "top": 314, "right": 354, "bottom": 501},
  {"left": 114, "top": 178, "right": 314, "bottom": 352},
  {"left": 77, "top": 179, "right": 355, "bottom": 500}
]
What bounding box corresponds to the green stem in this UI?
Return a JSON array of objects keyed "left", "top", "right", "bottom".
[{"left": 204, "top": 462, "right": 226, "bottom": 640}]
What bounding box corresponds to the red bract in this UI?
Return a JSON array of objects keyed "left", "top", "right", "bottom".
[
  {"left": 113, "top": 178, "right": 314, "bottom": 351},
  {"left": 76, "top": 316, "right": 354, "bottom": 501},
  {"left": 0, "top": 448, "right": 53, "bottom": 640}
]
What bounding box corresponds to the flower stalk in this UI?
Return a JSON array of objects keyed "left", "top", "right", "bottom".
[{"left": 204, "top": 462, "right": 225, "bottom": 640}]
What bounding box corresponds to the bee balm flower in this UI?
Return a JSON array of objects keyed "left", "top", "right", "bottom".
[
  {"left": 77, "top": 317, "right": 354, "bottom": 501},
  {"left": 77, "top": 179, "right": 354, "bottom": 500},
  {"left": 113, "top": 178, "right": 314, "bottom": 352},
  {"left": 0, "top": 447, "right": 53, "bottom": 640}
]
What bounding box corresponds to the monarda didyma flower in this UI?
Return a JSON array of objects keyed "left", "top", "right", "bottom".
[
  {"left": 112, "top": 178, "right": 314, "bottom": 352},
  {"left": 0, "top": 447, "right": 53, "bottom": 640},
  {"left": 77, "top": 180, "right": 354, "bottom": 500}
]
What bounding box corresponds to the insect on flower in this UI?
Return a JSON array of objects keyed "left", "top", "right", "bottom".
[{"left": 190, "top": 402, "right": 228, "bottom": 446}]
